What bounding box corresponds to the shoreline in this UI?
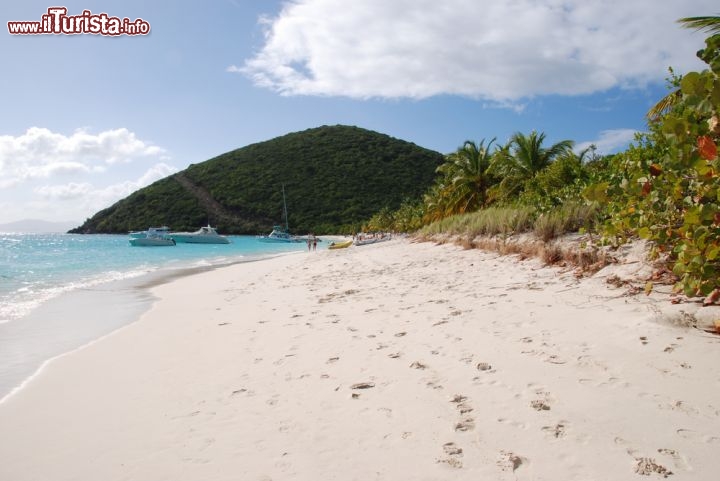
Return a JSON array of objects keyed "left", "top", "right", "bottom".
[
  {"left": 0, "top": 248, "right": 307, "bottom": 403},
  {"left": 1, "top": 238, "right": 718, "bottom": 480}
]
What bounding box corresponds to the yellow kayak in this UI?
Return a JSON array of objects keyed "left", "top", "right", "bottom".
[{"left": 328, "top": 240, "right": 352, "bottom": 250}]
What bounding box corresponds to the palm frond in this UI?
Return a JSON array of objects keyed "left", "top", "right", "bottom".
[
  {"left": 678, "top": 16, "right": 720, "bottom": 35},
  {"left": 646, "top": 88, "right": 682, "bottom": 123}
]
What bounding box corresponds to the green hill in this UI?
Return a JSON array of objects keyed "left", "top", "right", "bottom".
[{"left": 69, "top": 125, "right": 444, "bottom": 235}]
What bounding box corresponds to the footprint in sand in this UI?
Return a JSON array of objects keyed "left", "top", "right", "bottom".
[
  {"left": 450, "top": 394, "right": 467, "bottom": 403},
  {"left": 450, "top": 393, "right": 474, "bottom": 414},
  {"left": 541, "top": 422, "right": 567, "bottom": 438},
  {"left": 634, "top": 457, "right": 673, "bottom": 478},
  {"left": 531, "top": 399, "right": 551, "bottom": 411},
  {"left": 377, "top": 407, "right": 393, "bottom": 418},
  {"left": 459, "top": 355, "right": 473, "bottom": 364},
  {"left": 497, "top": 451, "right": 527, "bottom": 472},
  {"left": 443, "top": 442, "right": 463, "bottom": 455},
  {"left": 455, "top": 417, "right": 475, "bottom": 432},
  {"left": 657, "top": 448, "right": 691, "bottom": 472},
  {"left": 410, "top": 361, "right": 427, "bottom": 369},
  {"left": 437, "top": 442, "right": 463, "bottom": 468},
  {"left": 457, "top": 403, "right": 473, "bottom": 414},
  {"left": 676, "top": 428, "right": 720, "bottom": 444},
  {"left": 476, "top": 362, "right": 492, "bottom": 371}
]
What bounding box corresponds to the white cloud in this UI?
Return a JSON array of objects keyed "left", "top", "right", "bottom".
[
  {"left": 34, "top": 182, "right": 93, "bottom": 200},
  {"left": 576, "top": 129, "right": 640, "bottom": 155},
  {"left": 239, "top": 0, "right": 716, "bottom": 101},
  {"left": 35, "top": 162, "right": 178, "bottom": 206},
  {"left": 0, "top": 127, "right": 166, "bottom": 185}
]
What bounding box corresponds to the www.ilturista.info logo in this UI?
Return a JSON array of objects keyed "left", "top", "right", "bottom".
[{"left": 8, "top": 7, "right": 150, "bottom": 36}]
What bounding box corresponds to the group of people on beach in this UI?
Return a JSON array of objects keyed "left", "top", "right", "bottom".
[{"left": 307, "top": 234, "right": 317, "bottom": 251}]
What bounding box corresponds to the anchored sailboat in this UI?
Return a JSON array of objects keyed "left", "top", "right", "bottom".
[{"left": 257, "top": 185, "right": 305, "bottom": 243}]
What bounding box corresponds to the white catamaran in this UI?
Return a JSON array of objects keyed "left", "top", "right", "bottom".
[{"left": 257, "top": 185, "right": 305, "bottom": 243}]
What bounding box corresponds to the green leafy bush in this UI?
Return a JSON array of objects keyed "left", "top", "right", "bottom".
[{"left": 600, "top": 34, "right": 720, "bottom": 296}]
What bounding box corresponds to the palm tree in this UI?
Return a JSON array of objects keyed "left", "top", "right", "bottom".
[
  {"left": 423, "top": 182, "right": 449, "bottom": 222},
  {"left": 491, "top": 131, "right": 574, "bottom": 199},
  {"left": 435, "top": 138, "right": 498, "bottom": 215},
  {"left": 647, "top": 15, "right": 720, "bottom": 122}
]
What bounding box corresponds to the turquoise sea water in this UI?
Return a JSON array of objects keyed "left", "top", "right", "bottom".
[{"left": 0, "top": 233, "right": 315, "bottom": 401}]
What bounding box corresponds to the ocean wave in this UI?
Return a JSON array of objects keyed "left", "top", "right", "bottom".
[{"left": 0, "top": 267, "right": 156, "bottom": 325}]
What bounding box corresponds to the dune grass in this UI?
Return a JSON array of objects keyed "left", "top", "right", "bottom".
[
  {"left": 533, "top": 202, "right": 601, "bottom": 242},
  {"left": 419, "top": 206, "right": 536, "bottom": 238},
  {"left": 420, "top": 202, "right": 600, "bottom": 241},
  {"left": 417, "top": 202, "right": 607, "bottom": 271}
]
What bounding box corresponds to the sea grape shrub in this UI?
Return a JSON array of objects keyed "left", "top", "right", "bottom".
[{"left": 601, "top": 34, "right": 720, "bottom": 296}]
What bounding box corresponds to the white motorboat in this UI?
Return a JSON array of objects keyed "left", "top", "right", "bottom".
[
  {"left": 128, "top": 226, "right": 169, "bottom": 239},
  {"left": 169, "top": 225, "right": 230, "bottom": 244},
  {"left": 129, "top": 227, "right": 176, "bottom": 246}
]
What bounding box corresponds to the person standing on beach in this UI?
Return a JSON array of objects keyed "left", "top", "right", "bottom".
[
  {"left": 313, "top": 235, "right": 317, "bottom": 251},
  {"left": 307, "top": 235, "right": 312, "bottom": 251}
]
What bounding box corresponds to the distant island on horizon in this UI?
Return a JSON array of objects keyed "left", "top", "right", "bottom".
[{"left": 0, "top": 219, "right": 80, "bottom": 234}]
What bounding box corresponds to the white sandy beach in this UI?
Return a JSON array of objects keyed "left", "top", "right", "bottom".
[{"left": 0, "top": 238, "right": 719, "bottom": 480}]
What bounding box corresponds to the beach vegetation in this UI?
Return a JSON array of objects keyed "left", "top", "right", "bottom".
[
  {"left": 434, "top": 138, "right": 499, "bottom": 213},
  {"left": 419, "top": 206, "right": 535, "bottom": 237},
  {"left": 599, "top": 24, "right": 720, "bottom": 296},
  {"left": 392, "top": 16, "right": 720, "bottom": 296},
  {"left": 489, "top": 131, "right": 575, "bottom": 202},
  {"left": 534, "top": 201, "right": 601, "bottom": 242}
]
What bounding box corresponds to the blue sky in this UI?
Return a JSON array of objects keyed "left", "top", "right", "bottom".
[{"left": 0, "top": 0, "right": 716, "bottom": 225}]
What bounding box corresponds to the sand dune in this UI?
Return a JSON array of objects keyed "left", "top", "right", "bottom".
[{"left": 1, "top": 239, "right": 718, "bottom": 480}]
